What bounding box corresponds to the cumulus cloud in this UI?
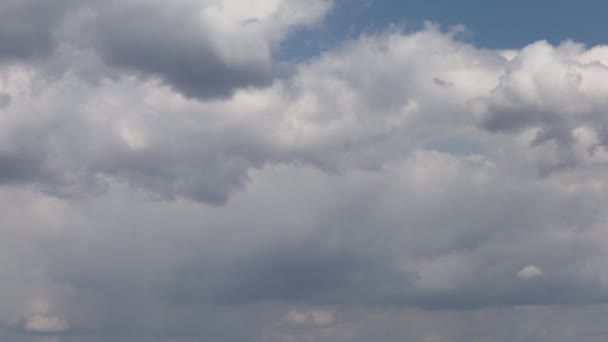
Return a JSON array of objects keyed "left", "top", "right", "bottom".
[
  {"left": 2, "top": 2, "right": 608, "bottom": 341},
  {"left": 0, "top": 0, "right": 332, "bottom": 98},
  {"left": 0, "top": 25, "right": 503, "bottom": 202},
  {"left": 474, "top": 40, "right": 608, "bottom": 174}
]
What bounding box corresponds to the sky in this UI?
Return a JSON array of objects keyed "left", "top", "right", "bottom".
[
  {"left": 2, "top": 1, "right": 608, "bottom": 341},
  {"left": 280, "top": 0, "right": 608, "bottom": 60}
]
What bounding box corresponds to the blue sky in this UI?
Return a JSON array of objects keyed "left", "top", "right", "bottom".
[{"left": 281, "top": 0, "right": 607, "bottom": 60}]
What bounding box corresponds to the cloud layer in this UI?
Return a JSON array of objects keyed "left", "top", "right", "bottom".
[{"left": 2, "top": 1, "right": 608, "bottom": 341}]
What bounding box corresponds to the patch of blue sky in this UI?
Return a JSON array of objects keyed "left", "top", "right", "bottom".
[{"left": 278, "top": 0, "right": 608, "bottom": 62}]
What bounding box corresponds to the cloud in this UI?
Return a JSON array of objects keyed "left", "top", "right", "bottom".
[
  {"left": 83, "top": 0, "right": 333, "bottom": 99},
  {"left": 285, "top": 309, "right": 335, "bottom": 326},
  {"left": 0, "top": 0, "right": 78, "bottom": 60},
  {"left": 23, "top": 315, "right": 69, "bottom": 334},
  {"left": 2, "top": 3, "right": 608, "bottom": 341},
  {"left": 474, "top": 40, "right": 608, "bottom": 174},
  {"left": 0, "top": 25, "right": 504, "bottom": 202},
  {"left": 0, "top": 93, "right": 11, "bottom": 108},
  {"left": 2, "top": 24, "right": 605, "bottom": 205},
  {"left": 0, "top": 0, "right": 332, "bottom": 98},
  {"left": 517, "top": 266, "right": 544, "bottom": 280}
]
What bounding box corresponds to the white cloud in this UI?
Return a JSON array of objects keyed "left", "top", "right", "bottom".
[
  {"left": 24, "top": 314, "right": 69, "bottom": 333},
  {"left": 517, "top": 265, "right": 545, "bottom": 280},
  {"left": 21, "top": 299, "right": 69, "bottom": 334},
  {"left": 285, "top": 309, "right": 335, "bottom": 326}
]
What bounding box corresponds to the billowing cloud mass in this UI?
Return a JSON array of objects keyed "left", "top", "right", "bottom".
[
  {"left": 0, "top": 0, "right": 331, "bottom": 97},
  {"left": 2, "top": 1, "right": 608, "bottom": 341}
]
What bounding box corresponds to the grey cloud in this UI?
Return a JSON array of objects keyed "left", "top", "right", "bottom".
[
  {"left": 1, "top": 26, "right": 607, "bottom": 204},
  {"left": 433, "top": 77, "right": 454, "bottom": 87},
  {"left": 0, "top": 154, "right": 598, "bottom": 342},
  {"left": 0, "top": 26, "right": 501, "bottom": 203},
  {"left": 0, "top": 92, "right": 10, "bottom": 108},
  {"left": 34, "top": 156, "right": 608, "bottom": 314},
  {"left": 0, "top": 0, "right": 79, "bottom": 60},
  {"left": 475, "top": 41, "right": 608, "bottom": 173},
  {"left": 86, "top": 1, "right": 276, "bottom": 99},
  {"left": 3, "top": 153, "right": 608, "bottom": 341},
  {"left": 2, "top": 18, "right": 608, "bottom": 342},
  {"left": 0, "top": 0, "right": 331, "bottom": 99},
  {"left": 0, "top": 72, "right": 280, "bottom": 203}
]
